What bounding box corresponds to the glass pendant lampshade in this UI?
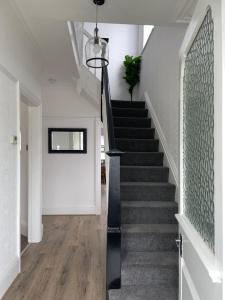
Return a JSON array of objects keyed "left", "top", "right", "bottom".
[
  {"left": 85, "top": 1, "right": 109, "bottom": 68},
  {"left": 85, "top": 31, "right": 109, "bottom": 68}
]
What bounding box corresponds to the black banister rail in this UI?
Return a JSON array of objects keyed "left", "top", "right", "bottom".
[
  {"left": 102, "top": 67, "right": 116, "bottom": 150},
  {"left": 102, "top": 66, "right": 122, "bottom": 291}
]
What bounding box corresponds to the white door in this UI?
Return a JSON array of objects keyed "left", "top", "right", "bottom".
[
  {"left": 177, "top": 0, "right": 224, "bottom": 299},
  {"left": 0, "top": 69, "right": 20, "bottom": 298}
]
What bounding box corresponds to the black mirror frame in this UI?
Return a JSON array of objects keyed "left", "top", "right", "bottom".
[{"left": 48, "top": 128, "right": 87, "bottom": 154}]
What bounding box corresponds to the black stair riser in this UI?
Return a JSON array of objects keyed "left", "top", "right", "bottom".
[
  {"left": 117, "top": 139, "right": 159, "bottom": 152},
  {"left": 111, "top": 100, "right": 145, "bottom": 108},
  {"left": 122, "top": 206, "right": 178, "bottom": 224},
  {"left": 120, "top": 167, "right": 169, "bottom": 182},
  {"left": 121, "top": 184, "right": 176, "bottom": 202},
  {"left": 113, "top": 117, "right": 151, "bottom": 128},
  {"left": 115, "top": 128, "right": 155, "bottom": 139},
  {"left": 112, "top": 108, "right": 148, "bottom": 118}
]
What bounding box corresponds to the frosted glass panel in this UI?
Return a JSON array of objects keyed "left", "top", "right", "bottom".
[{"left": 183, "top": 9, "right": 214, "bottom": 251}]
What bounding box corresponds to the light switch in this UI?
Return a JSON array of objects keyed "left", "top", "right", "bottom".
[{"left": 10, "top": 136, "right": 18, "bottom": 145}]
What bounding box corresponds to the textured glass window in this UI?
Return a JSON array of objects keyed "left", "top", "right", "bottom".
[{"left": 183, "top": 8, "right": 214, "bottom": 251}]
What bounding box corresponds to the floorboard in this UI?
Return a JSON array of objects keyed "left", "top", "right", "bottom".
[{"left": 3, "top": 187, "right": 107, "bottom": 300}]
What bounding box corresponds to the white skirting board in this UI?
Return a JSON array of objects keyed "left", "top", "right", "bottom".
[
  {"left": 42, "top": 205, "right": 98, "bottom": 215},
  {"left": 0, "top": 257, "right": 20, "bottom": 299},
  {"left": 143, "top": 92, "right": 179, "bottom": 200}
]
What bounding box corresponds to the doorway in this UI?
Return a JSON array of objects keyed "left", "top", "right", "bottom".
[
  {"left": 19, "top": 89, "right": 43, "bottom": 246},
  {"left": 20, "top": 98, "right": 29, "bottom": 253}
]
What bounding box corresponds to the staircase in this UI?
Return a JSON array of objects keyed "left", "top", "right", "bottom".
[{"left": 109, "top": 100, "right": 178, "bottom": 300}]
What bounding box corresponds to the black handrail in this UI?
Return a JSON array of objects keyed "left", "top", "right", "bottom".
[
  {"left": 102, "top": 66, "right": 122, "bottom": 291},
  {"left": 102, "top": 67, "right": 117, "bottom": 151}
]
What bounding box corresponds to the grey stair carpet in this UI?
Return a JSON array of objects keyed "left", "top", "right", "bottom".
[
  {"left": 111, "top": 100, "right": 146, "bottom": 108},
  {"left": 114, "top": 128, "right": 155, "bottom": 139},
  {"left": 120, "top": 166, "right": 169, "bottom": 182},
  {"left": 114, "top": 117, "right": 151, "bottom": 128},
  {"left": 120, "top": 152, "right": 163, "bottom": 166},
  {"left": 116, "top": 138, "right": 159, "bottom": 152},
  {"left": 112, "top": 108, "right": 148, "bottom": 118},
  {"left": 120, "top": 182, "right": 176, "bottom": 202},
  {"left": 109, "top": 100, "right": 178, "bottom": 300}
]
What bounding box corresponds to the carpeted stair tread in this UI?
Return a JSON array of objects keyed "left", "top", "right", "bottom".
[
  {"left": 122, "top": 201, "right": 178, "bottom": 224},
  {"left": 111, "top": 100, "right": 145, "bottom": 108},
  {"left": 120, "top": 251, "right": 178, "bottom": 287},
  {"left": 122, "top": 224, "right": 178, "bottom": 252},
  {"left": 112, "top": 107, "right": 148, "bottom": 118},
  {"left": 109, "top": 285, "right": 178, "bottom": 300},
  {"left": 121, "top": 152, "right": 163, "bottom": 166},
  {"left": 115, "top": 127, "right": 155, "bottom": 139},
  {"left": 120, "top": 182, "right": 175, "bottom": 187},
  {"left": 120, "top": 166, "right": 169, "bottom": 182},
  {"left": 120, "top": 181, "right": 176, "bottom": 201},
  {"left": 113, "top": 117, "right": 151, "bottom": 128},
  {"left": 120, "top": 182, "right": 176, "bottom": 202},
  {"left": 122, "top": 201, "right": 177, "bottom": 208},
  {"left": 122, "top": 251, "right": 178, "bottom": 267},
  {"left": 122, "top": 223, "right": 178, "bottom": 234},
  {"left": 121, "top": 165, "right": 169, "bottom": 169},
  {"left": 116, "top": 138, "right": 159, "bottom": 152}
]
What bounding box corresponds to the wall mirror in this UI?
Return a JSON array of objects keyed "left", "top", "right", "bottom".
[{"left": 48, "top": 128, "right": 87, "bottom": 153}]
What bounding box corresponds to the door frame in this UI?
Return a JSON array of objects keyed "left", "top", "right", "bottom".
[
  {"left": 20, "top": 84, "right": 43, "bottom": 246},
  {"left": 177, "top": 0, "right": 224, "bottom": 298}
]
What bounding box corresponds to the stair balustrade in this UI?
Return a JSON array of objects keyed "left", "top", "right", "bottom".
[
  {"left": 102, "top": 67, "right": 122, "bottom": 290},
  {"left": 68, "top": 22, "right": 122, "bottom": 292}
]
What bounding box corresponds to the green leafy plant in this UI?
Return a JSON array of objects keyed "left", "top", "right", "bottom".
[{"left": 123, "top": 55, "right": 142, "bottom": 101}]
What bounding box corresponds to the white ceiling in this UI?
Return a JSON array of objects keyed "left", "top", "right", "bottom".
[
  {"left": 11, "top": 0, "right": 197, "bottom": 82},
  {"left": 13, "top": 0, "right": 197, "bottom": 25}
]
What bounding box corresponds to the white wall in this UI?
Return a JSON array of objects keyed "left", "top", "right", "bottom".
[
  {"left": 139, "top": 25, "right": 187, "bottom": 184},
  {"left": 84, "top": 23, "right": 139, "bottom": 101},
  {"left": 0, "top": 1, "right": 43, "bottom": 102},
  {"left": 20, "top": 100, "right": 29, "bottom": 237},
  {"left": 42, "top": 82, "right": 101, "bottom": 215},
  {"left": 0, "top": 1, "right": 43, "bottom": 298},
  {"left": 0, "top": 70, "right": 19, "bottom": 299},
  {"left": 43, "top": 82, "right": 99, "bottom": 118}
]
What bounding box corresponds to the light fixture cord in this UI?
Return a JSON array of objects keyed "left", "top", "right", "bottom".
[
  {"left": 95, "top": 3, "right": 98, "bottom": 30},
  {"left": 94, "top": 2, "right": 99, "bottom": 42}
]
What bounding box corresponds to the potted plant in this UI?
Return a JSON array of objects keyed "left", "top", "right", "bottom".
[{"left": 123, "top": 55, "right": 142, "bottom": 101}]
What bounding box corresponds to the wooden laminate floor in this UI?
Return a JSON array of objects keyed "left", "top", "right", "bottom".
[{"left": 3, "top": 187, "right": 107, "bottom": 300}]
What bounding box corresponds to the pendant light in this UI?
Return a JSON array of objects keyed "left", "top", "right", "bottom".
[{"left": 85, "top": 0, "right": 109, "bottom": 68}]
